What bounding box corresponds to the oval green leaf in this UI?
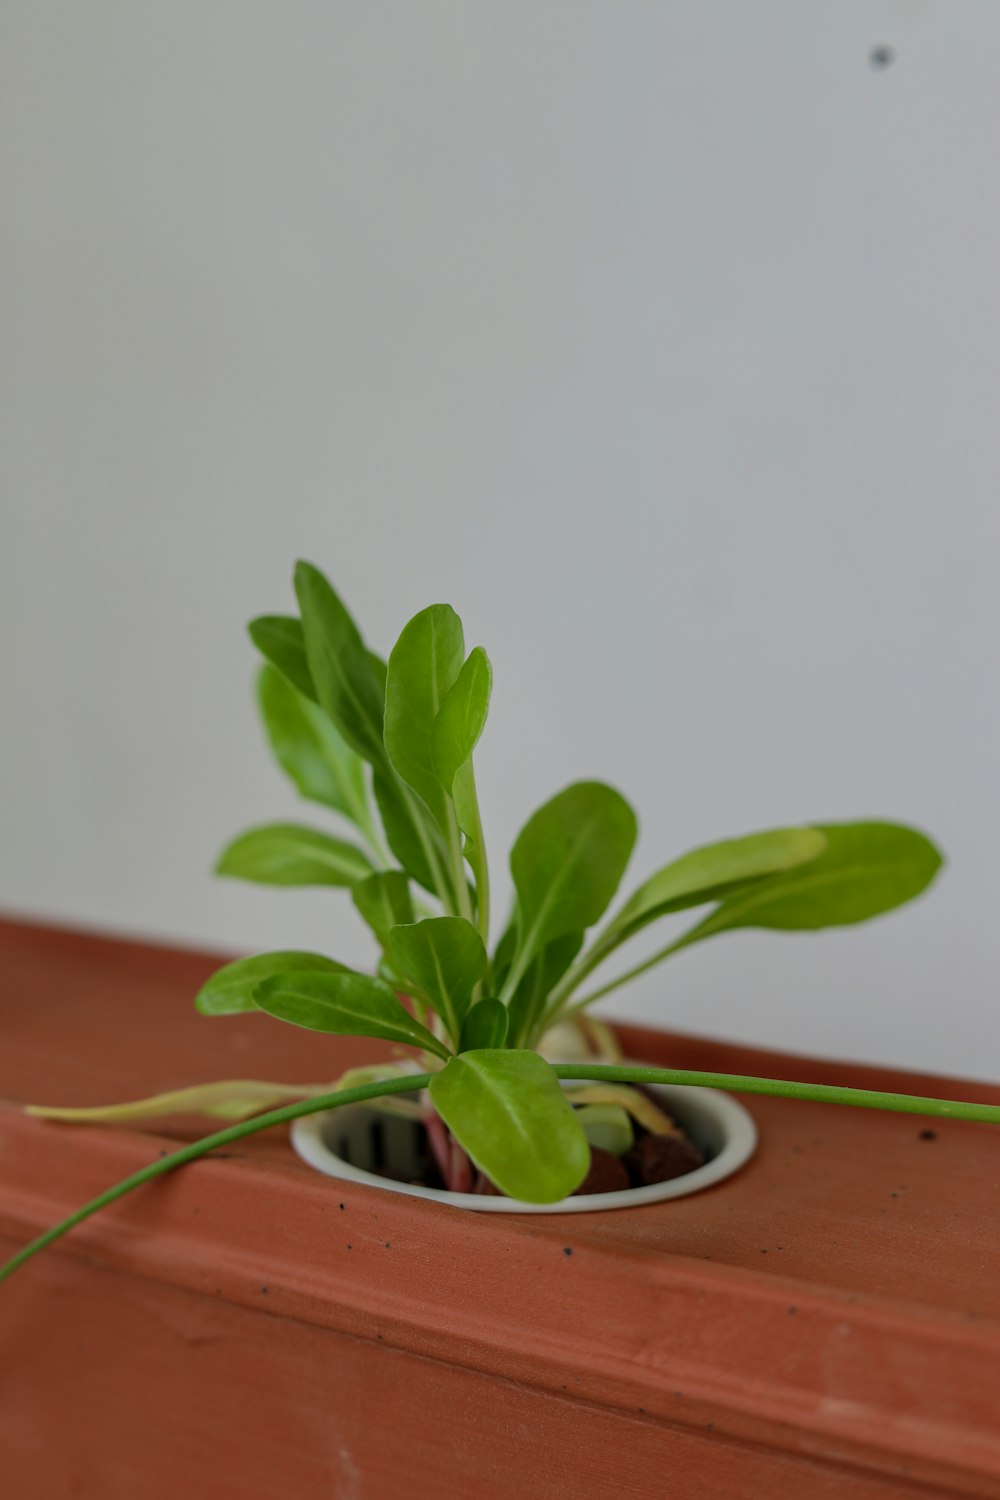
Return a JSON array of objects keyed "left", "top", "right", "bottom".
[
  {"left": 458, "top": 998, "right": 509, "bottom": 1053},
  {"left": 247, "top": 615, "right": 317, "bottom": 702},
  {"left": 352, "top": 870, "right": 416, "bottom": 951},
  {"left": 215, "top": 823, "right": 374, "bottom": 887},
  {"left": 678, "top": 821, "right": 943, "bottom": 947},
  {"left": 429, "top": 1050, "right": 590, "bottom": 1202},
  {"left": 373, "top": 770, "right": 442, "bottom": 893},
  {"left": 608, "top": 826, "right": 828, "bottom": 943},
  {"left": 575, "top": 1104, "right": 634, "bottom": 1158},
  {"left": 388, "top": 917, "right": 488, "bottom": 1040},
  {"left": 507, "top": 931, "right": 584, "bottom": 1048},
  {"left": 294, "top": 561, "right": 388, "bottom": 766},
  {"left": 432, "top": 646, "right": 492, "bottom": 797},
  {"left": 507, "top": 782, "right": 637, "bottom": 988},
  {"left": 195, "top": 950, "right": 350, "bottom": 1015},
  {"left": 384, "top": 604, "right": 465, "bottom": 818},
  {"left": 253, "top": 970, "right": 451, "bottom": 1060},
  {"left": 257, "top": 664, "right": 372, "bottom": 830}
]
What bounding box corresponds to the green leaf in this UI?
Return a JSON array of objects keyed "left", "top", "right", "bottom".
[
  {"left": 491, "top": 916, "right": 518, "bottom": 993},
  {"left": 215, "top": 823, "right": 374, "bottom": 887},
  {"left": 373, "top": 770, "right": 440, "bottom": 893},
  {"left": 26, "top": 1079, "right": 329, "bottom": 1125},
  {"left": 256, "top": 664, "right": 371, "bottom": 828},
  {"left": 677, "top": 821, "right": 943, "bottom": 948},
  {"left": 429, "top": 1050, "right": 590, "bottom": 1202},
  {"left": 506, "top": 782, "right": 637, "bottom": 992},
  {"left": 248, "top": 615, "right": 317, "bottom": 702},
  {"left": 432, "top": 647, "right": 492, "bottom": 801},
  {"left": 459, "top": 999, "right": 509, "bottom": 1052},
  {"left": 385, "top": 604, "right": 465, "bottom": 818},
  {"left": 352, "top": 870, "right": 416, "bottom": 951},
  {"left": 294, "top": 561, "right": 387, "bottom": 766},
  {"left": 388, "top": 917, "right": 488, "bottom": 1039},
  {"left": 253, "top": 971, "right": 450, "bottom": 1060},
  {"left": 195, "top": 950, "right": 349, "bottom": 1015},
  {"left": 507, "top": 932, "right": 584, "bottom": 1047},
  {"left": 575, "top": 1104, "right": 634, "bottom": 1158},
  {"left": 607, "top": 827, "right": 828, "bottom": 944}
]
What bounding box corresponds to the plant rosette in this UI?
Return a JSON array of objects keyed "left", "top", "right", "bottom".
[
  {"left": 5, "top": 561, "right": 999, "bottom": 1284},
  {"left": 290, "top": 1076, "right": 758, "bottom": 1213}
]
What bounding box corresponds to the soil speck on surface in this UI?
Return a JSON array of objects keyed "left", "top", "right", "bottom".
[
  {"left": 870, "top": 45, "right": 894, "bottom": 69},
  {"left": 259, "top": 1286, "right": 269, "bottom": 1295},
  {"left": 562, "top": 1247, "right": 573, "bottom": 1257},
  {"left": 920, "top": 1129, "right": 937, "bottom": 1141},
  {"left": 787, "top": 1306, "right": 797, "bottom": 1315}
]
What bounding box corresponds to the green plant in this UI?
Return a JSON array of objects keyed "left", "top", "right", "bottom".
[{"left": 4, "top": 561, "right": 998, "bottom": 1284}]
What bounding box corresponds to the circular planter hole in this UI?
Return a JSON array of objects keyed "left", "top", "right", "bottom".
[{"left": 291, "top": 1081, "right": 757, "bottom": 1213}]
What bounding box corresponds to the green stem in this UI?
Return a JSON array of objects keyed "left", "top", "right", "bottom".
[
  {"left": 548, "top": 932, "right": 693, "bottom": 1024},
  {"left": 467, "top": 770, "right": 490, "bottom": 950},
  {"left": 0, "top": 1073, "right": 431, "bottom": 1287},
  {"left": 444, "top": 803, "right": 474, "bottom": 925},
  {"left": 551, "top": 1064, "right": 1000, "bottom": 1122},
  {"left": 398, "top": 780, "right": 459, "bottom": 914},
  {"left": 536, "top": 931, "right": 619, "bottom": 1028}
]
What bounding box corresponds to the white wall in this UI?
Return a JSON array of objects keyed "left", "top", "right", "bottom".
[{"left": 2, "top": 3, "right": 998, "bottom": 1078}]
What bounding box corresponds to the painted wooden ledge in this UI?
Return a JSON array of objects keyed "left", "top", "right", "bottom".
[{"left": 0, "top": 916, "right": 998, "bottom": 1500}]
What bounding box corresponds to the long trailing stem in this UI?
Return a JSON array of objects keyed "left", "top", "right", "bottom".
[
  {"left": 0, "top": 1073, "right": 430, "bottom": 1286},
  {"left": 552, "top": 1064, "right": 1000, "bottom": 1122},
  {"left": 5, "top": 1062, "right": 996, "bottom": 1290}
]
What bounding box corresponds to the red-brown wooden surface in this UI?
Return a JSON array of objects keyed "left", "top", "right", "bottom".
[{"left": 1, "top": 916, "right": 998, "bottom": 1499}]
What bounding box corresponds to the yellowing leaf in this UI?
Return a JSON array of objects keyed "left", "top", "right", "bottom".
[
  {"left": 25, "top": 1079, "right": 330, "bottom": 1126},
  {"left": 563, "top": 1083, "right": 681, "bottom": 1137}
]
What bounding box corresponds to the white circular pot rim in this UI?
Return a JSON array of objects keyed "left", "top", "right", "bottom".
[{"left": 291, "top": 1079, "right": 757, "bottom": 1214}]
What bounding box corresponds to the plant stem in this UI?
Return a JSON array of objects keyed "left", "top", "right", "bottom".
[
  {"left": 398, "top": 780, "right": 459, "bottom": 913},
  {"left": 548, "top": 932, "right": 694, "bottom": 1023},
  {"left": 551, "top": 1064, "right": 1000, "bottom": 1122},
  {"left": 466, "top": 768, "right": 490, "bottom": 949},
  {"left": 444, "top": 803, "right": 474, "bottom": 925},
  {"left": 0, "top": 1073, "right": 431, "bottom": 1287}
]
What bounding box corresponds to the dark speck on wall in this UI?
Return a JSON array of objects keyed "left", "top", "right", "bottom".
[{"left": 870, "top": 45, "right": 894, "bottom": 70}]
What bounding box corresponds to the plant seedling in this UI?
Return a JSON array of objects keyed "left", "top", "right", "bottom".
[{"left": 4, "top": 561, "right": 999, "bottom": 1284}]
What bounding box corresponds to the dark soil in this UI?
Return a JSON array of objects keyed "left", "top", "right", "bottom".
[{"left": 344, "top": 1107, "right": 707, "bottom": 1198}]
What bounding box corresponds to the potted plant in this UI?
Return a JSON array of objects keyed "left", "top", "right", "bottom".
[{"left": 3, "top": 560, "right": 997, "bottom": 1283}]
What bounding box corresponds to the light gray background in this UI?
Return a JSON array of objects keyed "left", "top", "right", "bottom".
[{"left": 2, "top": 3, "right": 997, "bottom": 1077}]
